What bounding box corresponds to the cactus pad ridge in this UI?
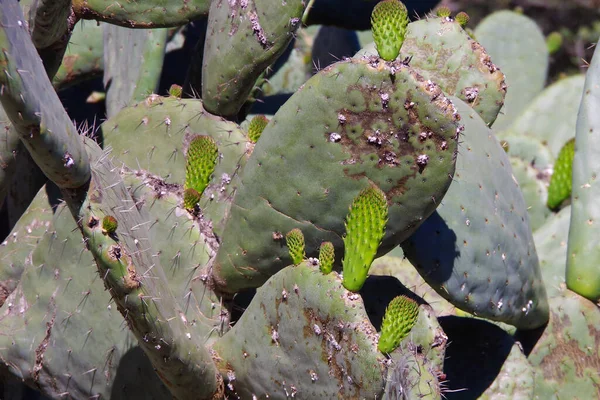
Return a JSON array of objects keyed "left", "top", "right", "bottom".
[
  {"left": 318, "top": 241, "right": 335, "bottom": 274},
  {"left": 185, "top": 135, "right": 218, "bottom": 196},
  {"left": 247, "top": 115, "right": 270, "bottom": 143},
  {"left": 371, "top": 0, "right": 409, "bottom": 61},
  {"left": 547, "top": 137, "right": 575, "bottom": 210},
  {"left": 378, "top": 295, "right": 419, "bottom": 354},
  {"left": 342, "top": 185, "right": 388, "bottom": 292},
  {"left": 286, "top": 228, "right": 306, "bottom": 265}
]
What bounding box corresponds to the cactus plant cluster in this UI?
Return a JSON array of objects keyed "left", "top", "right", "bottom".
[{"left": 0, "top": 1, "right": 599, "bottom": 399}]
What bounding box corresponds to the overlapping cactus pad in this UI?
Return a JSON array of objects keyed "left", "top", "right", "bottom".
[{"left": 211, "top": 57, "right": 462, "bottom": 293}]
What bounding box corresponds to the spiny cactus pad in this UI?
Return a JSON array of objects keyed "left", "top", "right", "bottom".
[
  {"left": 547, "top": 138, "right": 575, "bottom": 210},
  {"left": 401, "top": 98, "right": 549, "bottom": 330},
  {"left": 212, "top": 58, "right": 461, "bottom": 293},
  {"left": 378, "top": 295, "right": 419, "bottom": 354},
  {"left": 342, "top": 185, "right": 388, "bottom": 292},
  {"left": 371, "top": 0, "right": 409, "bottom": 61},
  {"left": 185, "top": 135, "right": 218, "bottom": 196},
  {"left": 247, "top": 115, "right": 269, "bottom": 143},
  {"left": 318, "top": 241, "right": 335, "bottom": 274},
  {"left": 286, "top": 228, "right": 306, "bottom": 265}
]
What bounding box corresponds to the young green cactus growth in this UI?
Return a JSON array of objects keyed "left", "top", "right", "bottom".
[
  {"left": 547, "top": 138, "right": 575, "bottom": 210},
  {"left": 378, "top": 295, "right": 419, "bottom": 354},
  {"left": 342, "top": 185, "right": 388, "bottom": 292},
  {"left": 435, "top": 6, "right": 451, "bottom": 18},
  {"left": 455, "top": 12, "right": 470, "bottom": 28},
  {"left": 183, "top": 188, "right": 202, "bottom": 212},
  {"left": 247, "top": 115, "right": 269, "bottom": 143},
  {"left": 102, "top": 215, "right": 118, "bottom": 235},
  {"left": 185, "top": 135, "right": 218, "bottom": 196},
  {"left": 286, "top": 228, "right": 306, "bottom": 265},
  {"left": 371, "top": 0, "right": 409, "bottom": 61},
  {"left": 319, "top": 241, "right": 335, "bottom": 274},
  {"left": 168, "top": 84, "right": 183, "bottom": 98}
]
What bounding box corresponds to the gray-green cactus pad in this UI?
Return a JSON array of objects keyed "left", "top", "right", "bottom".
[
  {"left": 212, "top": 57, "right": 461, "bottom": 293},
  {"left": 211, "top": 262, "right": 387, "bottom": 399},
  {"left": 509, "top": 156, "right": 551, "bottom": 231},
  {"left": 401, "top": 98, "right": 549, "bottom": 330},
  {"left": 398, "top": 17, "right": 507, "bottom": 126}
]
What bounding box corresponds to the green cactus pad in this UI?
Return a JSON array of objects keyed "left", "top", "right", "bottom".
[
  {"left": 101, "top": 215, "right": 118, "bottom": 235},
  {"left": 567, "top": 42, "right": 600, "bottom": 301},
  {"left": 285, "top": 228, "right": 306, "bottom": 265},
  {"left": 547, "top": 138, "right": 575, "bottom": 210},
  {"left": 319, "top": 241, "right": 335, "bottom": 274},
  {"left": 211, "top": 262, "right": 387, "bottom": 398},
  {"left": 247, "top": 115, "right": 269, "bottom": 143},
  {"left": 342, "top": 185, "right": 388, "bottom": 292},
  {"left": 183, "top": 188, "right": 201, "bottom": 211},
  {"left": 396, "top": 17, "right": 507, "bottom": 126},
  {"left": 401, "top": 98, "right": 549, "bottom": 330},
  {"left": 509, "top": 156, "right": 551, "bottom": 231},
  {"left": 212, "top": 57, "right": 461, "bottom": 293},
  {"left": 371, "top": 0, "right": 409, "bottom": 61},
  {"left": 378, "top": 295, "right": 419, "bottom": 354},
  {"left": 185, "top": 135, "right": 218, "bottom": 196}
]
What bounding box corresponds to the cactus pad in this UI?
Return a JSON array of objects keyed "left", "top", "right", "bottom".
[
  {"left": 185, "top": 135, "right": 218, "bottom": 196},
  {"left": 378, "top": 295, "right": 419, "bottom": 354},
  {"left": 286, "top": 228, "right": 306, "bottom": 265},
  {"left": 319, "top": 241, "right": 335, "bottom": 274},
  {"left": 371, "top": 0, "right": 409, "bottom": 61},
  {"left": 247, "top": 115, "right": 269, "bottom": 143},
  {"left": 342, "top": 185, "right": 388, "bottom": 292},
  {"left": 547, "top": 138, "right": 575, "bottom": 210}
]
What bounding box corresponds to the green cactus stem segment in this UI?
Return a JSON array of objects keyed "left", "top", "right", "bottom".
[
  {"left": 318, "top": 241, "right": 335, "bottom": 274},
  {"left": 185, "top": 135, "right": 218, "bottom": 196},
  {"left": 286, "top": 229, "right": 306, "bottom": 265},
  {"left": 547, "top": 138, "right": 575, "bottom": 210},
  {"left": 101, "top": 215, "right": 118, "bottom": 235},
  {"left": 378, "top": 295, "right": 419, "bottom": 354},
  {"left": 371, "top": 0, "right": 409, "bottom": 61},
  {"left": 342, "top": 186, "right": 388, "bottom": 292},
  {"left": 455, "top": 12, "right": 470, "bottom": 27},
  {"left": 247, "top": 115, "right": 270, "bottom": 143}
]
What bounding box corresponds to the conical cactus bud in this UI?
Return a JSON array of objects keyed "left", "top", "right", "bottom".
[
  {"left": 342, "top": 185, "right": 388, "bottom": 292},
  {"left": 455, "top": 11, "right": 470, "bottom": 28},
  {"left": 435, "top": 6, "right": 451, "bottom": 18},
  {"left": 183, "top": 188, "right": 201, "bottom": 211},
  {"left": 185, "top": 135, "right": 218, "bottom": 196},
  {"left": 371, "top": 0, "right": 409, "bottom": 62},
  {"left": 286, "top": 228, "right": 306, "bottom": 265},
  {"left": 378, "top": 295, "right": 419, "bottom": 354},
  {"left": 102, "top": 215, "right": 118, "bottom": 235},
  {"left": 547, "top": 137, "right": 575, "bottom": 210},
  {"left": 168, "top": 84, "right": 183, "bottom": 98},
  {"left": 318, "top": 241, "right": 335, "bottom": 274},
  {"left": 247, "top": 115, "right": 269, "bottom": 143}
]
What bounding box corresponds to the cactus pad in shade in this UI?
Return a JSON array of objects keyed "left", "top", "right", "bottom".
[
  {"left": 247, "top": 115, "right": 269, "bottom": 143},
  {"left": 371, "top": 0, "right": 409, "bottom": 61},
  {"left": 211, "top": 262, "right": 387, "bottom": 398},
  {"left": 286, "top": 228, "right": 306, "bottom": 265},
  {"left": 185, "top": 135, "right": 218, "bottom": 196},
  {"left": 319, "top": 241, "right": 335, "bottom": 274},
  {"left": 398, "top": 17, "right": 507, "bottom": 126},
  {"left": 378, "top": 295, "right": 419, "bottom": 354},
  {"left": 547, "top": 137, "right": 575, "bottom": 210},
  {"left": 342, "top": 185, "right": 388, "bottom": 292},
  {"left": 211, "top": 57, "right": 461, "bottom": 294},
  {"left": 401, "top": 98, "right": 549, "bottom": 330}
]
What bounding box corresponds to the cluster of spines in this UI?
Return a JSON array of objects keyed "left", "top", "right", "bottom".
[
  {"left": 378, "top": 295, "right": 419, "bottom": 354},
  {"left": 185, "top": 135, "right": 218, "bottom": 199},
  {"left": 286, "top": 228, "right": 306, "bottom": 265},
  {"left": 247, "top": 115, "right": 269, "bottom": 143},
  {"left": 342, "top": 185, "right": 388, "bottom": 292},
  {"left": 371, "top": 0, "right": 409, "bottom": 61}
]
